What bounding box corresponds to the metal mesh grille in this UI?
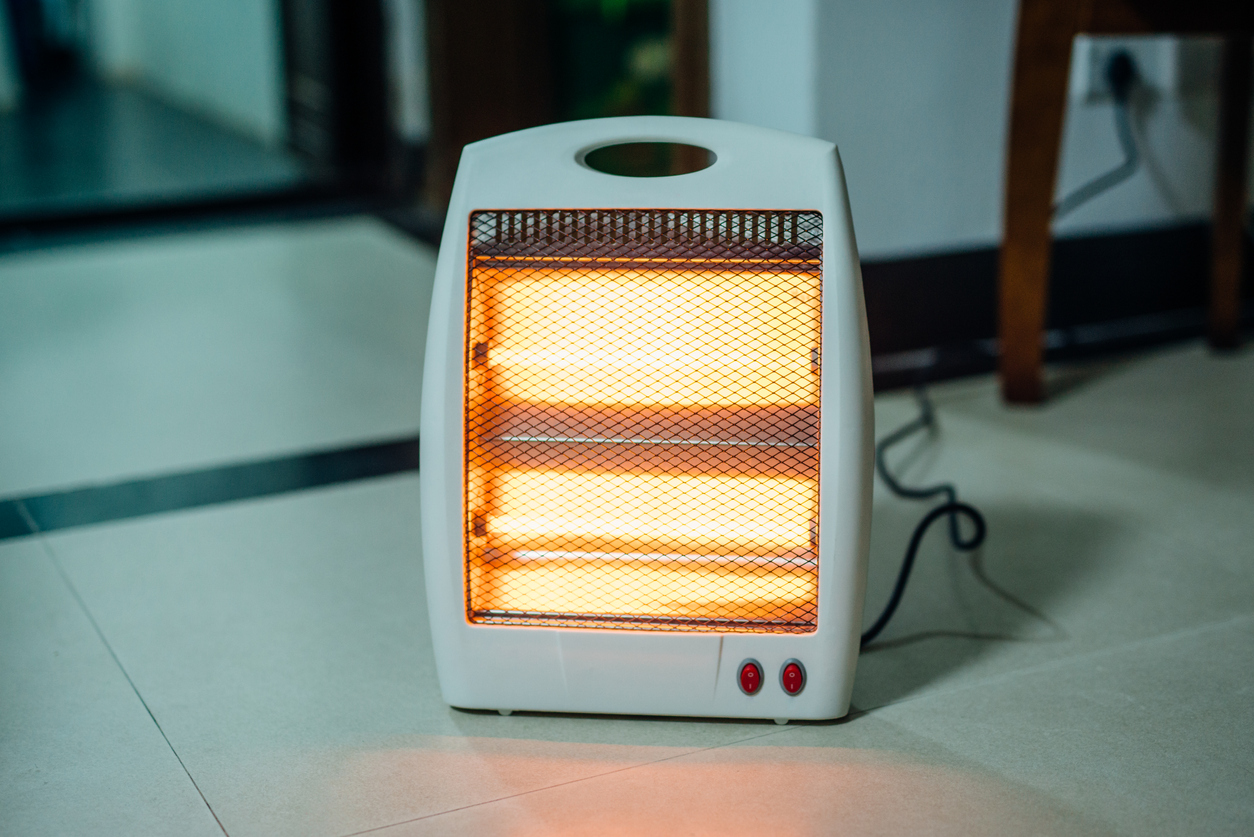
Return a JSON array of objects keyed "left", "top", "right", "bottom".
[{"left": 464, "top": 209, "right": 822, "bottom": 633}]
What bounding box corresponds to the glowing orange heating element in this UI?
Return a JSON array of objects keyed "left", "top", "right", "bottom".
[{"left": 465, "top": 209, "right": 822, "bottom": 632}]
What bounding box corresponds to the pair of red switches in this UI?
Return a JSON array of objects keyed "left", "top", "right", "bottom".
[{"left": 738, "top": 659, "right": 806, "bottom": 696}]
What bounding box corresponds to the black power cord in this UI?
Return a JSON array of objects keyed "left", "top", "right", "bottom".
[
  {"left": 1053, "top": 50, "right": 1140, "bottom": 220},
  {"left": 861, "top": 389, "right": 987, "bottom": 647},
  {"left": 860, "top": 52, "right": 1142, "bottom": 648}
]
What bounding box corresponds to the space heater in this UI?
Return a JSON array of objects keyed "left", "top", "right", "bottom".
[{"left": 421, "top": 117, "right": 872, "bottom": 721}]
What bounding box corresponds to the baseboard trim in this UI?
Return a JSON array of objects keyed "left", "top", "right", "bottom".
[{"left": 862, "top": 221, "right": 1253, "bottom": 391}]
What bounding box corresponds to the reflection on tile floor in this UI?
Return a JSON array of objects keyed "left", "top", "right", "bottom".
[
  {"left": 42, "top": 476, "right": 781, "bottom": 837},
  {"left": 386, "top": 744, "right": 1108, "bottom": 836},
  {"left": 0, "top": 79, "right": 306, "bottom": 220},
  {"left": 1, "top": 217, "right": 1251, "bottom": 835}
]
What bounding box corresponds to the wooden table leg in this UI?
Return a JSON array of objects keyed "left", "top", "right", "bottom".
[
  {"left": 423, "top": 0, "right": 554, "bottom": 210},
  {"left": 1209, "top": 35, "right": 1252, "bottom": 350},
  {"left": 999, "top": 0, "right": 1081, "bottom": 403},
  {"left": 671, "top": 0, "right": 711, "bottom": 175}
]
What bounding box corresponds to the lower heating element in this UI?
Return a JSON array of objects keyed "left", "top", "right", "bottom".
[{"left": 464, "top": 209, "right": 823, "bottom": 632}]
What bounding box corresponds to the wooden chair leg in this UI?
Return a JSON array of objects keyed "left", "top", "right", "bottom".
[
  {"left": 1209, "top": 35, "right": 1252, "bottom": 350},
  {"left": 999, "top": 0, "right": 1081, "bottom": 403}
]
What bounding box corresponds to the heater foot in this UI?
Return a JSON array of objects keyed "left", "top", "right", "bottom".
[
  {"left": 774, "top": 719, "right": 789, "bottom": 726},
  {"left": 498, "top": 710, "right": 513, "bottom": 716}
]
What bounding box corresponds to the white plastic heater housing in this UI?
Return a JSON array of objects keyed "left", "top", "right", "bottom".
[{"left": 421, "top": 116, "right": 872, "bottom": 721}]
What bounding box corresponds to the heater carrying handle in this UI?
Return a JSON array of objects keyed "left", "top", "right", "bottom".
[
  {"left": 566, "top": 115, "right": 816, "bottom": 178},
  {"left": 460, "top": 116, "right": 839, "bottom": 212},
  {"left": 571, "top": 121, "right": 731, "bottom": 176}
]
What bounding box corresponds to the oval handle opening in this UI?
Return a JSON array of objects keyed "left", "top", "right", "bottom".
[{"left": 581, "top": 142, "right": 715, "bottom": 177}]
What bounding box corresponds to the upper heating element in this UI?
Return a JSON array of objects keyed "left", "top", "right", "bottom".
[{"left": 464, "top": 209, "right": 823, "bottom": 633}]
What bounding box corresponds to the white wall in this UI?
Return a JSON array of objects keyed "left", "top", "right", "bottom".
[
  {"left": 384, "top": 0, "right": 430, "bottom": 143},
  {"left": 712, "top": 0, "right": 1244, "bottom": 260},
  {"left": 86, "top": 0, "right": 287, "bottom": 146},
  {"left": 710, "top": 0, "right": 817, "bottom": 136},
  {"left": 811, "top": 0, "right": 1016, "bottom": 258}
]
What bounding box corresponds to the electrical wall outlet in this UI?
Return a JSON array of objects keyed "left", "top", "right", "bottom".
[
  {"left": 1069, "top": 35, "right": 1220, "bottom": 101},
  {"left": 1069, "top": 36, "right": 1165, "bottom": 101}
]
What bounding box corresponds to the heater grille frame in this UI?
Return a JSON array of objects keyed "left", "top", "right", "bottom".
[{"left": 463, "top": 208, "right": 825, "bottom": 634}]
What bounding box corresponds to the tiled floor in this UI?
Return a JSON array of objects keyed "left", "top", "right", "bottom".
[
  {"left": 2, "top": 218, "right": 1252, "bottom": 835},
  {"left": 0, "top": 216, "right": 433, "bottom": 498},
  {"left": 0, "top": 79, "right": 306, "bottom": 221}
]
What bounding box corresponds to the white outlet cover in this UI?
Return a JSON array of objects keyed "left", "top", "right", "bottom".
[{"left": 1069, "top": 35, "right": 1220, "bottom": 102}]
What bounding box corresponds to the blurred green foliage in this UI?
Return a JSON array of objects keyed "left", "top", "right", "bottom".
[{"left": 551, "top": 0, "right": 673, "bottom": 122}]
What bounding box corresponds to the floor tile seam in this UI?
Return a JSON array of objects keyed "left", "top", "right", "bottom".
[
  {"left": 860, "top": 692, "right": 1246, "bottom": 835},
  {"left": 1, "top": 431, "right": 423, "bottom": 505},
  {"left": 863, "top": 610, "right": 1254, "bottom": 717},
  {"left": 766, "top": 708, "right": 1127, "bottom": 829},
  {"left": 2, "top": 435, "right": 422, "bottom": 542},
  {"left": 934, "top": 407, "right": 1254, "bottom": 508},
  {"left": 20, "top": 501, "right": 231, "bottom": 837},
  {"left": 334, "top": 726, "right": 792, "bottom": 837}
]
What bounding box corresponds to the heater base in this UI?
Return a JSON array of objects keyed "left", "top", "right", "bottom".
[
  {"left": 432, "top": 625, "right": 858, "bottom": 723},
  {"left": 472, "top": 712, "right": 815, "bottom": 727}
]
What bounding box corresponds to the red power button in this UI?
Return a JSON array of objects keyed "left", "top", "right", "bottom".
[
  {"left": 780, "top": 661, "right": 806, "bottom": 695},
  {"left": 738, "top": 660, "right": 763, "bottom": 695}
]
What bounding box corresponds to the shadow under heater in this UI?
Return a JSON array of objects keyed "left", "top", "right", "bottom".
[{"left": 464, "top": 210, "right": 823, "bottom": 632}]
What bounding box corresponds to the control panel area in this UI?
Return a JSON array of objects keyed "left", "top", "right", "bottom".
[{"left": 737, "top": 658, "right": 806, "bottom": 697}]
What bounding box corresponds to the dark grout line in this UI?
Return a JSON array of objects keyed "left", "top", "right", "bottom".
[
  {"left": 19, "top": 501, "right": 231, "bottom": 836},
  {"left": 0, "top": 436, "right": 420, "bottom": 541},
  {"left": 0, "top": 500, "right": 35, "bottom": 539}
]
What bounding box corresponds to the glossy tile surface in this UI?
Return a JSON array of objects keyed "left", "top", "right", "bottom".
[
  {"left": 376, "top": 344, "right": 1254, "bottom": 836},
  {"left": 874, "top": 614, "right": 1254, "bottom": 836},
  {"left": 387, "top": 741, "right": 1108, "bottom": 836},
  {"left": 0, "top": 79, "right": 305, "bottom": 220},
  {"left": 0, "top": 537, "right": 221, "bottom": 837},
  {"left": 3, "top": 209, "right": 1251, "bottom": 837},
  {"left": 44, "top": 476, "right": 782, "bottom": 837},
  {"left": 854, "top": 376, "right": 1254, "bottom": 709},
  {"left": 0, "top": 217, "right": 435, "bottom": 498},
  {"left": 943, "top": 344, "right": 1254, "bottom": 492}
]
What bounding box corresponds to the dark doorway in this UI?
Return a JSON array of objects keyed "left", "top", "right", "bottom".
[{"left": 423, "top": 0, "right": 708, "bottom": 208}]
